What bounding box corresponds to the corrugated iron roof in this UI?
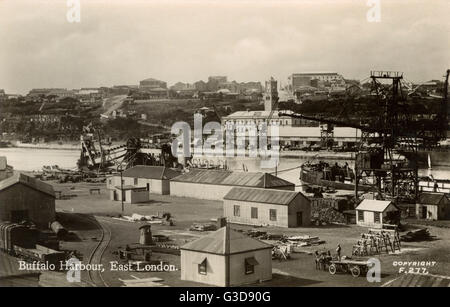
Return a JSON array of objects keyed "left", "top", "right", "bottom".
[
  {"left": 180, "top": 226, "right": 272, "bottom": 255},
  {"left": 0, "top": 172, "right": 55, "bottom": 197},
  {"left": 355, "top": 199, "right": 396, "bottom": 212},
  {"left": 121, "top": 166, "right": 181, "bottom": 180},
  {"left": 171, "top": 169, "right": 294, "bottom": 188},
  {"left": 418, "top": 192, "right": 447, "bottom": 205},
  {"left": 224, "top": 187, "right": 307, "bottom": 205}
]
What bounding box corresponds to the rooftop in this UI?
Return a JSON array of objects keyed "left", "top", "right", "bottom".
[
  {"left": 140, "top": 78, "right": 165, "bottom": 83},
  {"left": 224, "top": 187, "right": 308, "bottom": 205},
  {"left": 121, "top": 166, "right": 181, "bottom": 180},
  {"left": 355, "top": 199, "right": 397, "bottom": 212},
  {"left": 0, "top": 172, "right": 55, "bottom": 197},
  {"left": 222, "top": 110, "right": 292, "bottom": 120},
  {"left": 418, "top": 192, "right": 448, "bottom": 205},
  {"left": 292, "top": 72, "right": 339, "bottom": 76},
  {"left": 180, "top": 226, "right": 272, "bottom": 255},
  {"left": 171, "top": 169, "right": 294, "bottom": 188}
]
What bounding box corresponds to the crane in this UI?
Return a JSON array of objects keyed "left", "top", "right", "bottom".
[{"left": 279, "top": 70, "right": 449, "bottom": 203}]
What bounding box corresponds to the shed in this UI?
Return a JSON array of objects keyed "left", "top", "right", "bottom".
[
  {"left": 355, "top": 199, "right": 400, "bottom": 228},
  {"left": 416, "top": 192, "right": 450, "bottom": 220},
  {"left": 107, "top": 165, "right": 181, "bottom": 200},
  {"left": 180, "top": 226, "right": 272, "bottom": 286},
  {"left": 110, "top": 185, "right": 149, "bottom": 204},
  {"left": 0, "top": 172, "right": 55, "bottom": 229},
  {"left": 170, "top": 169, "right": 295, "bottom": 201},
  {"left": 223, "top": 187, "right": 311, "bottom": 227}
]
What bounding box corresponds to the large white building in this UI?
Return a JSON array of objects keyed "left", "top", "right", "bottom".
[{"left": 220, "top": 77, "right": 361, "bottom": 149}]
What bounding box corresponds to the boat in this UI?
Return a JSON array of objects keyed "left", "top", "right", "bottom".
[{"left": 300, "top": 161, "right": 375, "bottom": 192}]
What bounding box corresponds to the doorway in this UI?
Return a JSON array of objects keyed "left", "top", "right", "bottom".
[
  {"left": 296, "top": 212, "right": 303, "bottom": 226},
  {"left": 421, "top": 206, "right": 427, "bottom": 219}
]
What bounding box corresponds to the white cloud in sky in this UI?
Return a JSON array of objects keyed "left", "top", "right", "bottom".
[{"left": 0, "top": 0, "right": 448, "bottom": 94}]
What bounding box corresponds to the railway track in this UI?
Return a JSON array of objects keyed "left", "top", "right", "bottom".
[{"left": 86, "top": 216, "right": 112, "bottom": 287}]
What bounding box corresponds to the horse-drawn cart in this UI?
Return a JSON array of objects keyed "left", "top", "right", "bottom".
[{"left": 328, "top": 259, "right": 372, "bottom": 277}]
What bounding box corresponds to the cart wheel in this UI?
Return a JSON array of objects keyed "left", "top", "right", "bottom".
[
  {"left": 351, "top": 266, "right": 361, "bottom": 277},
  {"left": 329, "top": 264, "right": 337, "bottom": 275}
]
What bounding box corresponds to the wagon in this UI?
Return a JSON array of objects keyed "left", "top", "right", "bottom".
[{"left": 328, "top": 259, "right": 372, "bottom": 277}]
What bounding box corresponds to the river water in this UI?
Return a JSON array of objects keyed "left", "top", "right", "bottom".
[{"left": 1, "top": 148, "right": 448, "bottom": 189}]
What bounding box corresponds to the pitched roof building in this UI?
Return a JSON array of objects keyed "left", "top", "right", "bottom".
[
  {"left": 170, "top": 169, "right": 295, "bottom": 201},
  {"left": 416, "top": 192, "right": 450, "bottom": 220},
  {"left": 0, "top": 172, "right": 55, "bottom": 228},
  {"left": 224, "top": 187, "right": 311, "bottom": 227},
  {"left": 180, "top": 226, "right": 272, "bottom": 286},
  {"left": 107, "top": 166, "right": 181, "bottom": 198},
  {"left": 355, "top": 199, "right": 400, "bottom": 228}
]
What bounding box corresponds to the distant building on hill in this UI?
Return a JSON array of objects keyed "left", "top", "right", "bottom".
[{"left": 139, "top": 78, "right": 167, "bottom": 90}]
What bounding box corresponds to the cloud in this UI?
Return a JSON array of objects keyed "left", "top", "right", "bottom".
[{"left": 0, "top": 0, "right": 448, "bottom": 94}]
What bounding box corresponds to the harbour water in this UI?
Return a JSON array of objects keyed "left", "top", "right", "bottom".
[{"left": 1, "top": 148, "right": 448, "bottom": 189}]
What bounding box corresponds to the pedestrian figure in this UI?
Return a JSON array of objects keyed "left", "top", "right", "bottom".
[{"left": 336, "top": 244, "right": 342, "bottom": 261}]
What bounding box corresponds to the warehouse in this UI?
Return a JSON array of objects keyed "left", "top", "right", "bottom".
[
  {"left": 107, "top": 165, "right": 181, "bottom": 198},
  {"left": 224, "top": 187, "right": 311, "bottom": 227},
  {"left": 416, "top": 192, "right": 450, "bottom": 220},
  {"left": 170, "top": 169, "right": 295, "bottom": 201},
  {"left": 0, "top": 172, "right": 55, "bottom": 229},
  {"left": 355, "top": 199, "right": 400, "bottom": 228},
  {"left": 180, "top": 226, "right": 272, "bottom": 286}
]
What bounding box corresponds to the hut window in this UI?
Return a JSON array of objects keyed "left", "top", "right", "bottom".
[
  {"left": 245, "top": 257, "right": 258, "bottom": 275},
  {"left": 198, "top": 258, "right": 207, "bottom": 275},
  {"left": 234, "top": 205, "right": 240, "bottom": 217},
  {"left": 269, "top": 209, "right": 277, "bottom": 221},
  {"left": 251, "top": 207, "right": 258, "bottom": 219},
  {"left": 358, "top": 210, "right": 364, "bottom": 221},
  {"left": 374, "top": 212, "right": 381, "bottom": 223},
  {"left": 134, "top": 178, "right": 138, "bottom": 185},
  {"left": 108, "top": 179, "right": 112, "bottom": 185}
]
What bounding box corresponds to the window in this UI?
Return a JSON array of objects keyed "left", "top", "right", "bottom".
[
  {"left": 374, "top": 212, "right": 381, "bottom": 223},
  {"left": 358, "top": 210, "right": 364, "bottom": 221},
  {"left": 198, "top": 259, "right": 207, "bottom": 275},
  {"left": 108, "top": 179, "right": 112, "bottom": 185},
  {"left": 234, "top": 205, "right": 240, "bottom": 217},
  {"left": 251, "top": 207, "right": 258, "bottom": 219},
  {"left": 245, "top": 257, "right": 258, "bottom": 275},
  {"left": 269, "top": 209, "right": 277, "bottom": 221},
  {"left": 134, "top": 178, "right": 138, "bottom": 185}
]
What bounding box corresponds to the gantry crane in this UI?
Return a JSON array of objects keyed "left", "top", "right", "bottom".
[{"left": 279, "top": 70, "right": 449, "bottom": 203}]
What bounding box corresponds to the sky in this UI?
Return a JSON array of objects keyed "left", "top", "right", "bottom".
[{"left": 0, "top": 0, "right": 449, "bottom": 94}]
